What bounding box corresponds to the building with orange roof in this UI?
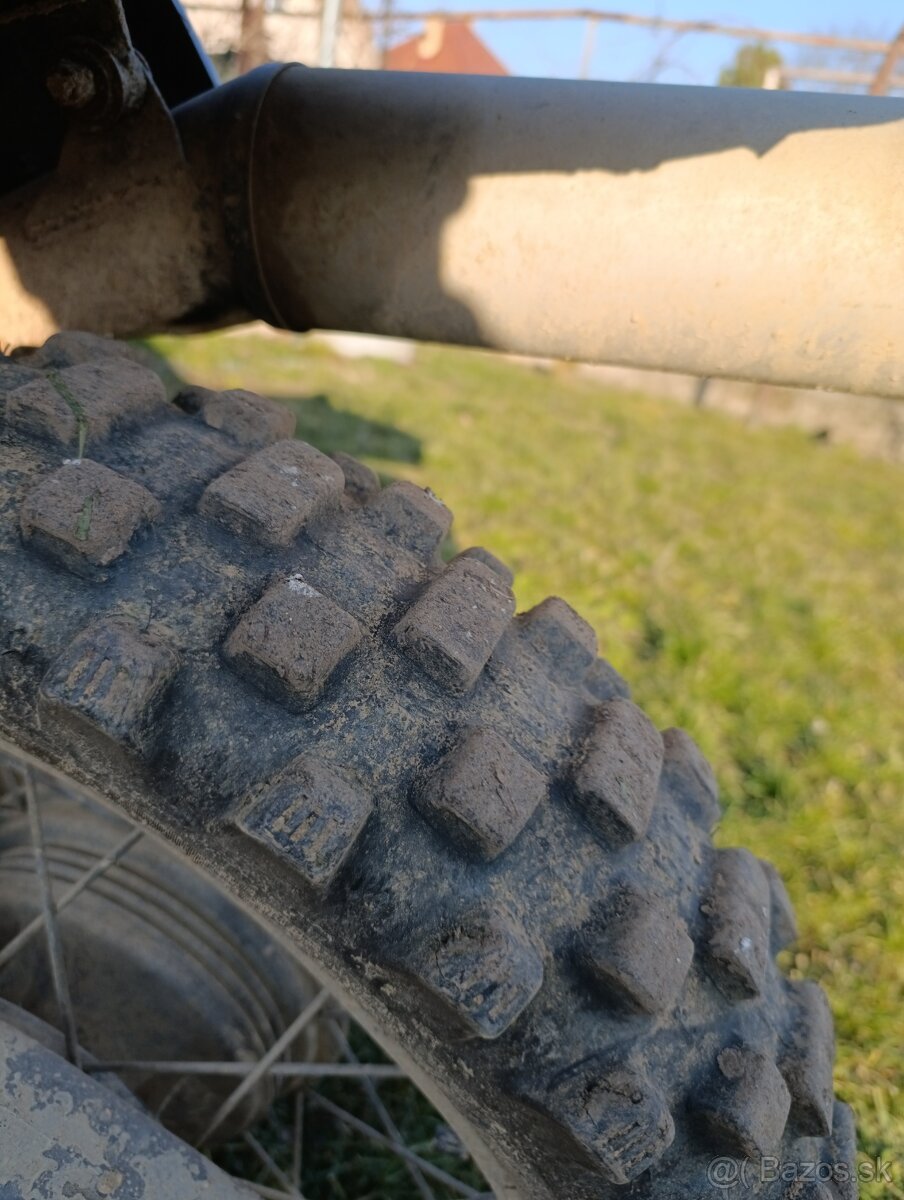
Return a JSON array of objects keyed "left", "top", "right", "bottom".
[{"left": 386, "top": 18, "right": 508, "bottom": 75}]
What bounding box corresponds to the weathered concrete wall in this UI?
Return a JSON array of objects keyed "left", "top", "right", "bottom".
[
  {"left": 222, "top": 326, "right": 904, "bottom": 465},
  {"left": 185, "top": 0, "right": 379, "bottom": 70},
  {"left": 576, "top": 364, "right": 904, "bottom": 464}
]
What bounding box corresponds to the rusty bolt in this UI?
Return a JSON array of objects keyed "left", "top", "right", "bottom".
[{"left": 45, "top": 59, "right": 97, "bottom": 110}]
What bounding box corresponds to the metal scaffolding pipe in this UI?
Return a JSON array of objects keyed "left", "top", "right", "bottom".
[{"left": 185, "top": 66, "right": 904, "bottom": 398}]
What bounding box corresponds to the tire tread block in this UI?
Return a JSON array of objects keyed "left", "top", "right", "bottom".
[
  {"left": 519, "top": 596, "right": 597, "bottom": 678},
  {"left": 395, "top": 557, "right": 515, "bottom": 693},
  {"left": 40, "top": 621, "right": 179, "bottom": 750},
  {"left": 408, "top": 908, "right": 543, "bottom": 1039},
  {"left": 363, "top": 480, "right": 452, "bottom": 558},
  {"left": 331, "top": 452, "right": 380, "bottom": 505},
  {"left": 20, "top": 459, "right": 160, "bottom": 573},
  {"left": 762, "top": 857, "right": 799, "bottom": 952},
  {"left": 177, "top": 385, "right": 296, "bottom": 448},
  {"left": 224, "top": 575, "right": 363, "bottom": 710},
  {"left": 696, "top": 1045, "right": 791, "bottom": 1160},
  {"left": 542, "top": 1059, "right": 675, "bottom": 1183},
  {"left": 19, "top": 331, "right": 141, "bottom": 370},
  {"left": 571, "top": 699, "right": 664, "bottom": 844},
  {"left": 454, "top": 546, "right": 514, "bottom": 586},
  {"left": 414, "top": 727, "right": 545, "bottom": 860},
  {"left": 661, "top": 726, "right": 721, "bottom": 830},
  {"left": 6, "top": 359, "right": 166, "bottom": 449},
  {"left": 825, "top": 1101, "right": 858, "bottom": 1200},
  {"left": 701, "top": 848, "right": 771, "bottom": 998},
  {"left": 237, "top": 755, "right": 372, "bottom": 890},
  {"left": 581, "top": 890, "right": 693, "bottom": 1014},
  {"left": 779, "top": 980, "right": 835, "bottom": 1137},
  {"left": 584, "top": 656, "right": 631, "bottom": 703},
  {"left": 201, "top": 439, "right": 344, "bottom": 546}
]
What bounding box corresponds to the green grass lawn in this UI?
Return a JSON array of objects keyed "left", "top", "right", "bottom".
[{"left": 152, "top": 329, "right": 904, "bottom": 1198}]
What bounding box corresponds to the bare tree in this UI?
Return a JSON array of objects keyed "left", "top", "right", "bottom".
[
  {"left": 635, "top": 30, "right": 692, "bottom": 83},
  {"left": 870, "top": 22, "right": 904, "bottom": 94},
  {"left": 789, "top": 21, "right": 892, "bottom": 94}
]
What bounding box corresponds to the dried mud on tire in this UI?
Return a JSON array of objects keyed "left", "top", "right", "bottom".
[{"left": 0, "top": 332, "right": 856, "bottom": 1200}]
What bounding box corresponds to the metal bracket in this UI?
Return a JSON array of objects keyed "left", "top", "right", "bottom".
[
  {"left": 25, "top": 73, "right": 189, "bottom": 245},
  {"left": 11, "top": 1, "right": 189, "bottom": 257},
  {"left": 0, "top": 2, "right": 214, "bottom": 345},
  {"left": 0, "top": 0, "right": 214, "bottom": 197}
]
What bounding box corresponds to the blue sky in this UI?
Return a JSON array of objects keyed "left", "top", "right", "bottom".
[{"left": 390, "top": 1, "right": 902, "bottom": 86}]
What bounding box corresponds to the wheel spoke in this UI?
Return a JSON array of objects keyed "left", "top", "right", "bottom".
[
  {"left": 152, "top": 1072, "right": 190, "bottom": 1123},
  {"left": 327, "top": 1017, "right": 437, "bottom": 1200},
  {"left": 199, "top": 989, "right": 331, "bottom": 1145},
  {"left": 0, "top": 764, "right": 24, "bottom": 799},
  {"left": 0, "top": 785, "right": 25, "bottom": 811},
  {"left": 308, "top": 1093, "right": 485, "bottom": 1199},
  {"left": 240, "top": 1183, "right": 299, "bottom": 1200},
  {"left": 84, "top": 1060, "right": 404, "bottom": 1080},
  {"left": 243, "top": 1130, "right": 306, "bottom": 1200},
  {"left": 0, "top": 764, "right": 25, "bottom": 813},
  {"left": 23, "top": 767, "right": 82, "bottom": 1069},
  {"left": 0, "top": 826, "right": 143, "bottom": 970},
  {"left": 291, "top": 1092, "right": 304, "bottom": 1191}
]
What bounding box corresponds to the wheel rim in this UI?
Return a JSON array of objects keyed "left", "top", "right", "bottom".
[{"left": 0, "top": 752, "right": 495, "bottom": 1200}]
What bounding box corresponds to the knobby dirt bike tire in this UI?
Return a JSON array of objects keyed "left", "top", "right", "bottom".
[{"left": 0, "top": 332, "right": 855, "bottom": 1200}]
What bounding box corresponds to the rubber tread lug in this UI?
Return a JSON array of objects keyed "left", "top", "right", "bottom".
[
  {"left": 540, "top": 1057, "right": 675, "bottom": 1183},
  {"left": 696, "top": 1045, "right": 792, "bottom": 1160},
  {"left": 40, "top": 620, "right": 179, "bottom": 751},
  {"left": 519, "top": 596, "right": 597, "bottom": 678},
  {"left": 16, "top": 331, "right": 142, "bottom": 370},
  {"left": 20, "top": 459, "right": 160, "bottom": 575},
  {"left": 779, "top": 980, "right": 835, "bottom": 1137},
  {"left": 0, "top": 360, "right": 41, "bottom": 401},
  {"left": 762, "top": 857, "right": 799, "bottom": 952},
  {"left": 825, "top": 1101, "right": 859, "bottom": 1200},
  {"left": 331, "top": 451, "right": 380, "bottom": 504},
  {"left": 6, "top": 359, "right": 166, "bottom": 450},
  {"left": 580, "top": 889, "right": 693, "bottom": 1014},
  {"left": 236, "top": 754, "right": 372, "bottom": 890},
  {"left": 455, "top": 546, "right": 514, "bottom": 586},
  {"left": 177, "top": 385, "right": 296, "bottom": 448},
  {"left": 407, "top": 907, "right": 543, "bottom": 1039},
  {"left": 701, "top": 847, "right": 771, "bottom": 998},
  {"left": 200, "top": 439, "right": 344, "bottom": 546},
  {"left": 660, "top": 726, "right": 721, "bottom": 830},
  {"left": 413, "top": 727, "right": 545, "bottom": 860},
  {"left": 394, "top": 556, "right": 515, "bottom": 693},
  {"left": 571, "top": 699, "right": 664, "bottom": 845},
  {"left": 362, "top": 480, "right": 452, "bottom": 558},
  {"left": 224, "top": 574, "right": 363, "bottom": 711},
  {"left": 584, "top": 656, "right": 631, "bottom": 702}
]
